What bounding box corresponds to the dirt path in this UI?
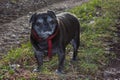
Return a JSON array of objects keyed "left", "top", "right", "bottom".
[
  {"left": 0, "top": 0, "right": 64, "bottom": 25},
  {"left": 103, "top": 18, "right": 120, "bottom": 79},
  {"left": 0, "top": 0, "right": 89, "bottom": 57}
]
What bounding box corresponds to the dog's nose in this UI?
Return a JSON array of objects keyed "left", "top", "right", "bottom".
[{"left": 44, "top": 26, "right": 51, "bottom": 31}]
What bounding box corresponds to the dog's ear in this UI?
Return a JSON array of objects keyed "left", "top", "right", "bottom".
[
  {"left": 29, "top": 13, "right": 37, "bottom": 23},
  {"left": 47, "top": 10, "right": 56, "bottom": 18}
]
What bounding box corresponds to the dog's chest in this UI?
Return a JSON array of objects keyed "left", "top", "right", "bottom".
[
  {"left": 38, "top": 41, "right": 48, "bottom": 50},
  {"left": 38, "top": 40, "right": 58, "bottom": 54}
]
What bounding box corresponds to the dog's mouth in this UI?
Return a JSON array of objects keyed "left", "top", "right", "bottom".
[
  {"left": 33, "top": 25, "right": 56, "bottom": 39},
  {"left": 40, "top": 30, "right": 54, "bottom": 39}
]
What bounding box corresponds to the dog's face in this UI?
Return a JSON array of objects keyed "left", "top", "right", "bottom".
[{"left": 30, "top": 11, "right": 58, "bottom": 39}]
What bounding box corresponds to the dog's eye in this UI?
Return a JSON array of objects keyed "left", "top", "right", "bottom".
[
  {"left": 36, "top": 22, "right": 42, "bottom": 26},
  {"left": 49, "top": 20, "right": 54, "bottom": 24}
]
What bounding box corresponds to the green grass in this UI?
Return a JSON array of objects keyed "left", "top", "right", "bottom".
[{"left": 0, "top": 0, "right": 120, "bottom": 79}]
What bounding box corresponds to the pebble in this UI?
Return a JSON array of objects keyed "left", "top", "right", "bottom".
[{"left": 11, "top": 34, "right": 16, "bottom": 38}]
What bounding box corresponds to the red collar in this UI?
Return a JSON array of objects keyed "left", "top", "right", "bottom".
[{"left": 31, "top": 28, "right": 59, "bottom": 59}]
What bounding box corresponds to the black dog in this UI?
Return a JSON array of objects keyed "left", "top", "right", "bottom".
[{"left": 30, "top": 11, "right": 80, "bottom": 73}]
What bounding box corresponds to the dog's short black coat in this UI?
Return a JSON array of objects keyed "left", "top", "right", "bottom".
[{"left": 30, "top": 11, "right": 80, "bottom": 73}]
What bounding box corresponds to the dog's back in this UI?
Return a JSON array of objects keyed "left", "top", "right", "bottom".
[{"left": 57, "top": 12, "right": 80, "bottom": 45}]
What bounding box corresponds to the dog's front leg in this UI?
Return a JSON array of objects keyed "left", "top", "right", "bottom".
[
  {"left": 33, "top": 50, "right": 44, "bottom": 72},
  {"left": 56, "top": 47, "right": 65, "bottom": 74}
]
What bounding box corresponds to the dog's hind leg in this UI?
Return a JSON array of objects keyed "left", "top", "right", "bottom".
[{"left": 71, "top": 33, "right": 80, "bottom": 61}]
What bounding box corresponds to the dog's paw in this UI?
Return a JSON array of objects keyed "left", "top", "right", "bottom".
[
  {"left": 55, "top": 69, "right": 65, "bottom": 75},
  {"left": 70, "top": 58, "right": 79, "bottom": 64},
  {"left": 71, "top": 57, "right": 78, "bottom": 61}
]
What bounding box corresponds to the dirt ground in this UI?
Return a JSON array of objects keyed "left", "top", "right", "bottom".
[
  {"left": 104, "top": 18, "right": 120, "bottom": 79},
  {"left": 0, "top": 0, "right": 64, "bottom": 25}
]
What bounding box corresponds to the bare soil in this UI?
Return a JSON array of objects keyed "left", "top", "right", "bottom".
[
  {"left": 103, "top": 18, "right": 120, "bottom": 79},
  {"left": 0, "top": 0, "right": 63, "bottom": 24}
]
